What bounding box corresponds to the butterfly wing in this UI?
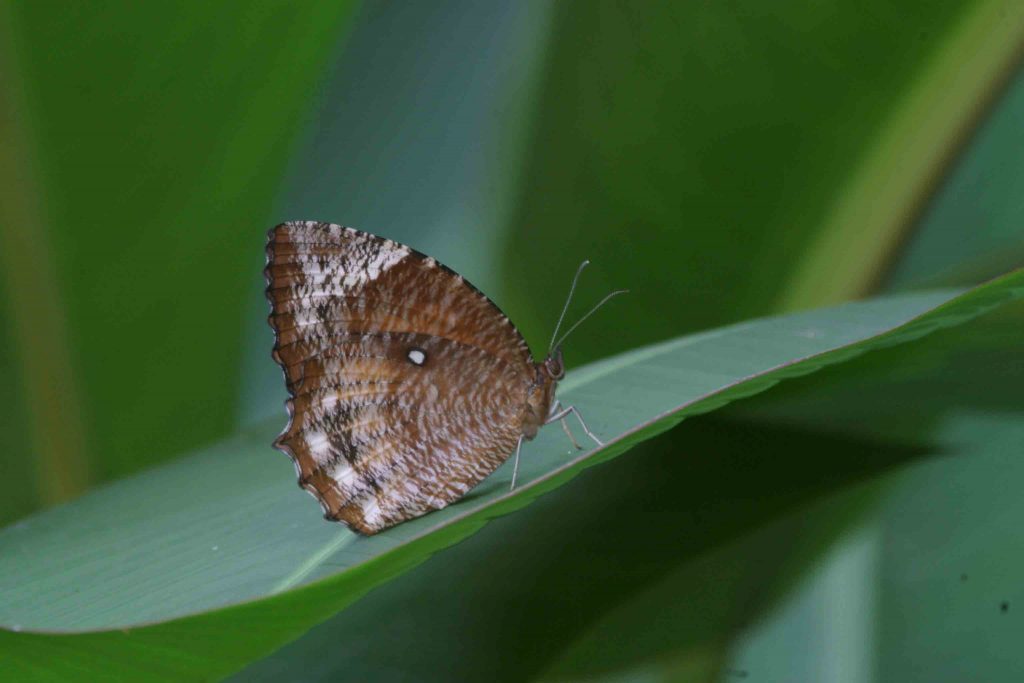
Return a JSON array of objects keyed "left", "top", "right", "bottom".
[{"left": 265, "top": 221, "right": 535, "bottom": 534}]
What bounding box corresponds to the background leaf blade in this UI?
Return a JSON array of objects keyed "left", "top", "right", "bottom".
[{"left": 1, "top": 273, "right": 1021, "bottom": 681}]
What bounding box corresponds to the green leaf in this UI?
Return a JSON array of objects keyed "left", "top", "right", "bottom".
[
  {"left": 0, "top": 2, "right": 359, "bottom": 520},
  {"left": 241, "top": 305, "right": 1024, "bottom": 682},
  {"left": 1, "top": 271, "right": 1021, "bottom": 680},
  {"left": 886, "top": 67, "right": 1024, "bottom": 290},
  {"left": 734, "top": 301, "right": 1024, "bottom": 443},
  {"left": 233, "top": 421, "right": 918, "bottom": 683},
  {"left": 500, "top": 0, "right": 1024, "bottom": 367},
  {"left": 713, "top": 412, "right": 1024, "bottom": 683},
  {"left": 541, "top": 307, "right": 1024, "bottom": 681},
  {"left": 529, "top": 440, "right": 887, "bottom": 683},
  {"left": 871, "top": 413, "right": 1024, "bottom": 681}
]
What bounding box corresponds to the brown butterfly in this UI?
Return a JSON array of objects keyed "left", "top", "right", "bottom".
[{"left": 265, "top": 221, "right": 624, "bottom": 534}]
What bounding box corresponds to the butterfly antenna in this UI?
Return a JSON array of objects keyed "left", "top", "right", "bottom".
[
  {"left": 553, "top": 289, "right": 629, "bottom": 351},
  {"left": 548, "top": 260, "right": 590, "bottom": 354}
]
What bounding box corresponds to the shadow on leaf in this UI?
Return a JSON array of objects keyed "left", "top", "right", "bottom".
[{"left": 236, "top": 417, "right": 928, "bottom": 682}]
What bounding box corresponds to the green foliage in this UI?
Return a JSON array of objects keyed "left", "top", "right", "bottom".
[
  {"left": 501, "top": 0, "right": 1023, "bottom": 361},
  {"left": 0, "top": 1, "right": 359, "bottom": 518},
  {"left": 3, "top": 277, "right": 1022, "bottom": 681},
  {"left": 1, "top": 1, "right": 1023, "bottom": 681}
]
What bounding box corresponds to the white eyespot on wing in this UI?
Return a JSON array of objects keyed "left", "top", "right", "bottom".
[{"left": 407, "top": 348, "right": 426, "bottom": 366}]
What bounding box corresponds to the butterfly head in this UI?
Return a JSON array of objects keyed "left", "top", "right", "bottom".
[
  {"left": 543, "top": 347, "right": 566, "bottom": 381},
  {"left": 527, "top": 260, "right": 626, "bottom": 438}
]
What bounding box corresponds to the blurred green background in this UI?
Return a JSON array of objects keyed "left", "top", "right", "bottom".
[{"left": 2, "top": 1, "right": 1023, "bottom": 680}]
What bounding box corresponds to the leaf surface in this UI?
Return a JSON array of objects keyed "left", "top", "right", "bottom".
[{"left": 0, "top": 271, "right": 1021, "bottom": 681}]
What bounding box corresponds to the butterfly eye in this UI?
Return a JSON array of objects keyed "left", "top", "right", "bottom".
[{"left": 544, "top": 356, "right": 565, "bottom": 380}]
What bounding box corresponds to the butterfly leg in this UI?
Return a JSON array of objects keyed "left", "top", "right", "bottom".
[
  {"left": 569, "top": 405, "right": 604, "bottom": 447},
  {"left": 510, "top": 434, "right": 525, "bottom": 491},
  {"left": 546, "top": 402, "right": 580, "bottom": 449},
  {"left": 560, "top": 417, "right": 583, "bottom": 450},
  {"left": 546, "top": 402, "right": 604, "bottom": 448}
]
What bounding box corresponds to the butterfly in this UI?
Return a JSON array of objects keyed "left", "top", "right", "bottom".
[{"left": 265, "top": 221, "right": 624, "bottom": 534}]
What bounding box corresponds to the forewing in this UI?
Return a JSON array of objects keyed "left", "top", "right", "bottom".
[
  {"left": 265, "top": 222, "right": 533, "bottom": 534},
  {"left": 266, "top": 221, "right": 531, "bottom": 390}
]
